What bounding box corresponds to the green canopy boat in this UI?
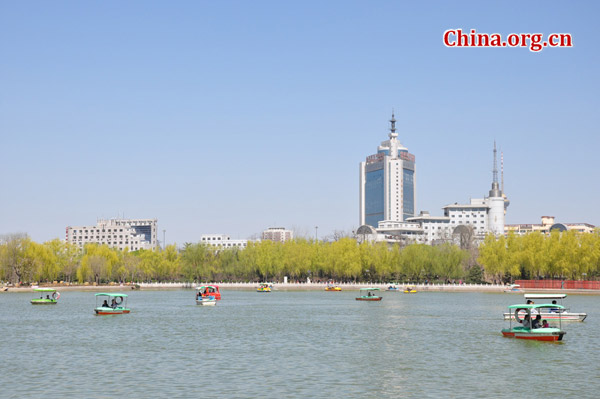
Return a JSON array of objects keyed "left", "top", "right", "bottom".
[
  {"left": 31, "top": 288, "right": 60, "bottom": 305},
  {"left": 356, "top": 287, "right": 382, "bottom": 301},
  {"left": 501, "top": 303, "right": 566, "bottom": 342},
  {"left": 94, "top": 293, "right": 130, "bottom": 315}
]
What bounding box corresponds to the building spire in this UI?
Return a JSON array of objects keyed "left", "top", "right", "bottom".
[
  {"left": 489, "top": 141, "right": 501, "bottom": 197},
  {"left": 493, "top": 141, "right": 498, "bottom": 184},
  {"left": 388, "top": 110, "right": 399, "bottom": 158},
  {"left": 501, "top": 150, "right": 504, "bottom": 193}
]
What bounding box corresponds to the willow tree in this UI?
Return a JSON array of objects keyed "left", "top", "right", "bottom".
[
  {"left": 435, "top": 243, "right": 468, "bottom": 281},
  {"left": 180, "top": 243, "right": 214, "bottom": 282},
  {"left": 556, "top": 230, "right": 582, "bottom": 279},
  {"left": 253, "top": 240, "right": 278, "bottom": 281},
  {"left": 280, "top": 239, "right": 311, "bottom": 281},
  {"left": 40, "top": 239, "right": 78, "bottom": 282},
  {"left": 79, "top": 244, "right": 119, "bottom": 284},
  {"left": 400, "top": 244, "right": 432, "bottom": 281},
  {"left": 328, "top": 238, "right": 361, "bottom": 281},
  {"left": 478, "top": 234, "right": 508, "bottom": 282},
  {"left": 520, "top": 232, "right": 548, "bottom": 278},
  {"left": 579, "top": 231, "right": 600, "bottom": 278}
]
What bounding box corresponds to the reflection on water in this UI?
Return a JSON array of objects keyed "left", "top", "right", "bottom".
[{"left": 1, "top": 290, "right": 598, "bottom": 398}]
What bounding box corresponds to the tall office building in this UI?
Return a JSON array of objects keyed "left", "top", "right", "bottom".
[{"left": 359, "top": 113, "right": 416, "bottom": 227}]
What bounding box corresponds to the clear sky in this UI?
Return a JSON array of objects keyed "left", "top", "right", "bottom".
[{"left": 1, "top": 1, "right": 599, "bottom": 245}]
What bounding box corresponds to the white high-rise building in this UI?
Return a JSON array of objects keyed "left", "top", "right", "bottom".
[
  {"left": 66, "top": 218, "right": 158, "bottom": 251},
  {"left": 359, "top": 113, "right": 416, "bottom": 227}
]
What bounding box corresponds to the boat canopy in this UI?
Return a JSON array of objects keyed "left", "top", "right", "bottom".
[
  {"left": 508, "top": 304, "right": 565, "bottom": 310},
  {"left": 197, "top": 285, "right": 218, "bottom": 291},
  {"left": 94, "top": 293, "right": 128, "bottom": 297},
  {"left": 359, "top": 287, "right": 381, "bottom": 291},
  {"left": 33, "top": 288, "right": 57, "bottom": 292},
  {"left": 524, "top": 293, "right": 567, "bottom": 300}
]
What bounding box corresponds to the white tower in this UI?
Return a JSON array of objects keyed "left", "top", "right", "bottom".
[{"left": 487, "top": 142, "right": 506, "bottom": 236}]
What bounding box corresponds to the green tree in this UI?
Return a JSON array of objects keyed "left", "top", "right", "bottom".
[
  {"left": 478, "top": 234, "right": 507, "bottom": 282},
  {"left": 180, "top": 243, "right": 213, "bottom": 282},
  {"left": 0, "top": 234, "right": 36, "bottom": 284}
]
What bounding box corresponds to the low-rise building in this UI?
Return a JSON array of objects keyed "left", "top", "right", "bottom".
[
  {"left": 262, "top": 227, "right": 293, "bottom": 242},
  {"left": 505, "top": 216, "right": 596, "bottom": 235},
  {"left": 200, "top": 234, "right": 248, "bottom": 248},
  {"left": 66, "top": 218, "right": 158, "bottom": 251}
]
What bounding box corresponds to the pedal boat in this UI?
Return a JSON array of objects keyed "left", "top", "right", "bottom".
[
  {"left": 403, "top": 286, "right": 417, "bottom": 294},
  {"left": 257, "top": 283, "right": 272, "bottom": 292},
  {"left": 196, "top": 285, "right": 221, "bottom": 300},
  {"left": 356, "top": 287, "right": 382, "bottom": 301},
  {"left": 94, "top": 293, "right": 130, "bottom": 315},
  {"left": 325, "top": 285, "right": 342, "bottom": 291},
  {"left": 196, "top": 295, "right": 217, "bottom": 306},
  {"left": 386, "top": 285, "right": 401, "bottom": 291},
  {"left": 31, "top": 288, "right": 60, "bottom": 304},
  {"left": 503, "top": 294, "right": 586, "bottom": 322},
  {"left": 501, "top": 304, "right": 566, "bottom": 342},
  {"left": 503, "top": 284, "right": 523, "bottom": 293}
]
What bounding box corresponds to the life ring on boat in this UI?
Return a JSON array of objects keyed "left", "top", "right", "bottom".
[
  {"left": 114, "top": 296, "right": 123, "bottom": 305},
  {"left": 52, "top": 292, "right": 60, "bottom": 300},
  {"left": 514, "top": 308, "right": 526, "bottom": 322}
]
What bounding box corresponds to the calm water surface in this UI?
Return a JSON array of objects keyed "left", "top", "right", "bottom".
[{"left": 1, "top": 289, "right": 599, "bottom": 398}]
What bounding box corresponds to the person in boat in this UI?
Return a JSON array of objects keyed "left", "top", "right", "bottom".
[
  {"left": 520, "top": 314, "right": 531, "bottom": 329},
  {"left": 532, "top": 314, "right": 542, "bottom": 329},
  {"left": 542, "top": 320, "right": 549, "bottom": 328},
  {"left": 102, "top": 299, "right": 109, "bottom": 307},
  {"left": 110, "top": 298, "right": 117, "bottom": 308},
  {"left": 526, "top": 300, "right": 539, "bottom": 314},
  {"left": 368, "top": 291, "right": 373, "bottom": 297},
  {"left": 549, "top": 300, "right": 560, "bottom": 313},
  {"left": 46, "top": 295, "right": 50, "bottom": 299}
]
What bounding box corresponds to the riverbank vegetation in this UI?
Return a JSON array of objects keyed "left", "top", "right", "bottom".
[
  {"left": 1, "top": 230, "right": 599, "bottom": 285},
  {"left": 477, "top": 230, "right": 600, "bottom": 282}
]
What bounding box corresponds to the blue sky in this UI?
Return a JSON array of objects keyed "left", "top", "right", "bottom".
[{"left": 1, "top": 1, "right": 599, "bottom": 245}]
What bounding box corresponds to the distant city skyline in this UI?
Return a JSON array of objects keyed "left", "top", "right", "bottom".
[{"left": 1, "top": 1, "right": 599, "bottom": 245}]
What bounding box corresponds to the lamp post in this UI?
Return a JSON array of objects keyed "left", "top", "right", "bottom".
[
  {"left": 315, "top": 226, "right": 318, "bottom": 241},
  {"left": 163, "top": 229, "right": 166, "bottom": 250}
]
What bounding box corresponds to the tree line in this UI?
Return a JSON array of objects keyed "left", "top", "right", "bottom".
[
  {"left": 0, "top": 234, "right": 470, "bottom": 284},
  {"left": 2, "top": 229, "right": 598, "bottom": 285},
  {"left": 477, "top": 230, "right": 600, "bottom": 282}
]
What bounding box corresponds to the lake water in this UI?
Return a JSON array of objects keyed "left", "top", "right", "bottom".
[{"left": 1, "top": 289, "right": 599, "bottom": 398}]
